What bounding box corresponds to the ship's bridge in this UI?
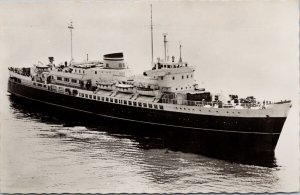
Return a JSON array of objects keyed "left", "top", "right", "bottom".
[
  {"left": 143, "top": 61, "right": 196, "bottom": 93},
  {"left": 152, "top": 61, "right": 189, "bottom": 70}
]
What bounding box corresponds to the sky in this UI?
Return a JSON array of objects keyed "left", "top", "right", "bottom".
[{"left": 0, "top": 0, "right": 298, "bottom": 102}]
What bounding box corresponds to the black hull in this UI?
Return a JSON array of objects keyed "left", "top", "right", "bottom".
[{"left": 7, "top": 80, "right": 287, "bottom": 157}]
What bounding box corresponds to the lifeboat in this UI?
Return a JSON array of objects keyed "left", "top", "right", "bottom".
[
  {"left": 96, "top": 80, "right": 115, "bottom": 91},
  {"left": 136, "top": 87, "right": 159, "bottom": 97},
  {"left": 116, "top": 84, "right": 135, "bottom": 94}
]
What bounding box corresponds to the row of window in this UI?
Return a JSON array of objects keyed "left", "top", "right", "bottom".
[
  {"left": 33, "top": 82, "right": 46, "bottom": 88},
  {"left": 175, "top": 106, "right": 240, "bottom": 114},
  {"left": 105, "top": 63, "right": 125, "bottom": 68},
  {"left": 78, "top": 93, "right": 164, "bottom": 110},
  {"left": 74, "top": 69, "right": 85, "bottom": 74},
  {"left": 175, "top": 86, "right": 192, "bottom": 91},
  {"left": 172, "top": 74, "right": 193, "bottom": 80},
  {"left": 158, "top": 64, "right": 188, "bottom": 68},
  {"left": 57, "top": 77, "right": 78, "bottom": 84}
]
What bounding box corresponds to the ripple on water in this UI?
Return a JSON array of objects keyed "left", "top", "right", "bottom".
[{"left": 1, "top": 96, "right": 298, "bottom": 193}]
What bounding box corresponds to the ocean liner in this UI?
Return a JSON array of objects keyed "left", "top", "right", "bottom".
[{"left": 7, "top": 13, "right": 291, "bottom": 155}]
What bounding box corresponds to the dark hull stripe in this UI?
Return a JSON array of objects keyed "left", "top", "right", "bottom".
[{"left": 9, "top": 89, "right": 280, "bottom": 135}]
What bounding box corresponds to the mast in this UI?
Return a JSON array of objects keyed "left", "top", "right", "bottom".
[
  {"left": 150, "top": 4, "right": 154, "bottom": 65},
  {"left": 163, "top": 33, "right": 168, "bottom": 62},
  {"left": 179, "top": 41, "right": 182, "bottom": 62},
  {"left": 68, "top": 20, "right": 74, "bottom": 61}
]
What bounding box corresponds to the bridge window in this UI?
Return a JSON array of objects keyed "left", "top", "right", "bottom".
[
  {"left": 85, "top": 94, "right": 88, "bottom": 98},
  {"left": 143, "top": 103, "right": 147, "bottom": 107},
  {"left": 128, "top": 101, "right": 132, "bottom": 106},
  {"left": 154, "top": 105, "right": 158, "bottom": 109},
  {"left": 89, "top": 95, "right": 92, "bottom": 99},
  {"left": 110, "top": 98, "right": 113, "bottom": 102},
  {"left": 148, "top": 104, "right": 153, "bottom": 108},
  {"left": 106, "top": 97, "right": 109, "bottom": 102},
  {"left": 97, "top": 96, "right": 100, "bottom": 100},
  {"left": 159, "top": 105, "right": 164, "bottom": 110},
  {"left": 133, "top": 102, "right": 137, "bottom": 106},
  {"left": 138, "top": 102, "right": 142, "bottom": 107},
  {"left": 101, "top": 97, "right": 104, "bottom": 101},
  {"left": 93, "top": 95, "right": 96, "bottom": 100},
  {"left": 115, "top": 99, "right": 118, "bottom": 103}
]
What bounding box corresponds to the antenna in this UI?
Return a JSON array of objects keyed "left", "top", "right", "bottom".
[
  {"left": 179, "top": 41, "right": 182, "bottom": 62},
  {"left": 163, "top": 33, "right": 168, "bottom": 62},
  {"left": 68, "top": 20, "right": 74, "bottom": 61},
  {"left": 150, "top": 4, "right": 154, "bottom": 66}
]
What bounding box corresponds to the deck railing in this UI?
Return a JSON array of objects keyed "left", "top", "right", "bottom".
[{"left": 160, "top": 98, "right": 263, "bottom": 109}]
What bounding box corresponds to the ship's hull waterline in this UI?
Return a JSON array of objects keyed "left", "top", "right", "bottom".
[{"left": 8, "top": 79, "right": 287, "bottom": 155}]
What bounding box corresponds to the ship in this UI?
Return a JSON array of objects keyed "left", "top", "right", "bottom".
[{"left": 7, "top": 12, "right": 291, "bottom": 158}]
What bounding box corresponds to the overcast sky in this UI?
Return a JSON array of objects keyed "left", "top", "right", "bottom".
[{"left": 0, "top": 0, "right": 298, "bottom": 101}]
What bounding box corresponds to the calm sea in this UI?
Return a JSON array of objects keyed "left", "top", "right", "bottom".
[{"left": 0, "top": 90, "right": 298, "bottom": 193}]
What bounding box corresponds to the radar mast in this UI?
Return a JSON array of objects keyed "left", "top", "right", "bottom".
[{"left": 68, "top": 20, "right": 74, "bottom": 61}]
